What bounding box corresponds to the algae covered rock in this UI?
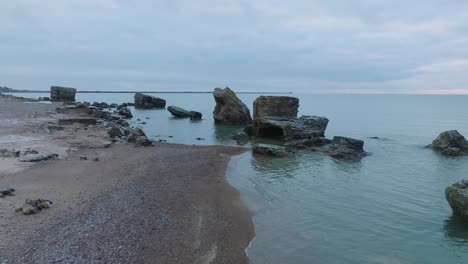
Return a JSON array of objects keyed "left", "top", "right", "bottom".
[
  {"left": 253, "top": 96, "right": 299, "bottom": 119},
  {"left": 446, "top": 180, "right": 468, "bottom": 221},
  {"left": 431, "top": 130, "right": 468, "bottom": 156},
  {"left": 213, "top": 87, "right": 252, "bottom": 125},
  {"left": 134, "top": 93, "right": 166, "bottom": 109}
]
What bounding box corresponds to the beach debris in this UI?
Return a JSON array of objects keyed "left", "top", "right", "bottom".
[
  {"left": 19, "top": 153, "right": 59, "bottom": 162},
  {"left": 253, "top": 96, "right": 299, "bottom": 119},
  {"left": 134, "top": 93, "right": 166, "bottom": 109},
  {"left": 189, "top": 111, "right": 202, "bottom": 120},
  {"left": 430, "top": 130, "right": 468, "bottom": 156},
  {"left": 213, "top": 87, "right": 252, "bottom": 125},
  {"left": 0, "top": 188, "right": 15, "bottom": 198},
  {"left": 58, "top": 118, "right": 97, "bottom": 126},
  {"left": 15, "top": 199, "right": 53, "bottom": 215},
  {"left": 168, "top": 106, "right": 191, "bottom": 118},
  {"left": 0, "top": 149, "right": 20, "bottom": 158},
  {"left": 128, "top": 128, "right": 152, "bottom": 146},
  {"left": 253, "top": 144, "right": 290, "bottom": 157},
  {"left": 445, "top": 180, "right": 468, "bottom": 221},
  {"left": 50, "top": 86, "right": 76, "bottom": 101}
]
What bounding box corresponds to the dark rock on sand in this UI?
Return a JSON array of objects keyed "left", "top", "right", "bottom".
[
  {"left": 189, "top": 111, "right": 202, "bottom": 120},
  {"left": 167, "top": 106, "right": 190, "bottom": 118},
  {"left": 431, "top": 130, "right": 468, "bottom": 156},
  {"left": 50, "top": 86, "right": 76, "bottom": 101},
  {"left": 58, "top": 118, "right": 97, "bottom": 126},
  {"left": 128, "top": 128, "right": 152, "bottom": 146},
  {"left": 0, "top": 149, "right": 20, "bottom": 158},
  {"left": 213, "top": 87, "right": 252, "bottom": 125},
  {"left": 253, "top": 96, "right": 299, "bottom": 119},
  {"left": 134, "top": 93, "right": 166, "bottom": 109},
  {"left": 19, "top": 153, "right": 59, "bottom": 162},
  {"left": 47, "top": 125, "right": 65, "bottom": 131},
  {"left": 252, "top": 144, "right": 290, "bottom": 157},
  {"left": 446, "top": 180, "right": 468, "bottom": 221},
  {"left": 108, "top": 127, "right": 123, "bottom": 138},
  {"left": 319, "top": 136, "right": 366, "bottom": 160},
  {"left": 0, "top": 188, "right": 15, "bottom": 198},
  {"left": 254, "top": 116, "right": 329, "bottom": 141},
  {"left": 15, "top": 199, "right": 53, "bottom": 215}
]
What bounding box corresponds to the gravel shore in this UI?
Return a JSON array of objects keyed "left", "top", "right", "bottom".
[{"left": 0, "top": 97, "right": 254, "bottom": 263}]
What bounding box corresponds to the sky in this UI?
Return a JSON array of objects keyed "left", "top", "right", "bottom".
[{"left": 1, "top": 0, "right": 468, "bottom": 94}]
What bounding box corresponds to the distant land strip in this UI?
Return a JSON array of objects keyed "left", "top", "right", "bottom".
[{"left": 3, "top": 90, "right": 293, "bottom": 94}]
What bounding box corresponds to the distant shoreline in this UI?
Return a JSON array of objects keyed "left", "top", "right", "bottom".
[{"left": 4, "top": 90, "right": 293, "bottom": 94}]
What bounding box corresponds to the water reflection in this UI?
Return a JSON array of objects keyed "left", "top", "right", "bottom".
[
  {"left": 444, "top": 215, "right": 468, "bottom": 243},
  {"left": 213, "top": 123, "right": 244, "bottom": 144}
]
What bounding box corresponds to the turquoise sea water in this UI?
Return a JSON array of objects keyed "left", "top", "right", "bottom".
[{"left": 9, "top": 92, "right": 468, "bottom": 263}]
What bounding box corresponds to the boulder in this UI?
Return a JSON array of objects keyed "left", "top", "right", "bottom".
[
  {"left": 284, "top": 137, "right": 331, "bottom": 149},
  {"left": 445, "top": 180, "right": 468, "bottom": 221},
  {"left": 58, "top": 118, "right": 97, "bottom": 126},
  {"left": 134, "top": 93, "right": 166, "bottom": 109},
  {"left": 254, "top": 116, "right": 329, "bottom": 141},
  {"left": 431, "top": 130, "right": 468, "bottom": 156},
  {"left": 0, "top": 149, "right": 20, "bottom": 158},
  {"left": 128, "top": 128, "right": 152, "bottom": 146},
  {"left": 252, "top": 144, "right": 290, "bottom": 157},
  {"left": 253, "top": 96, "right": 299, "bottom": 119},
  {"left": 50, "top": 86, "right": 76, "bottom": 101},
  {"left": 231, "top": 131, "right": 250, "bottom": 145},
  {"left": 117, "top": 107, "right": 133, "bottom": 119},
  {"left": 319, "top": 136, "right": 366, "bottom": 160},
  {"left": 108, "top": 127, "right": 123, "bottom": 138},
  {"left": 189, "top": 111, "right": 203, "bottom": 120},
  {"left": 167, "top": 106, "right": 190, "bottom": 118},
  {"left": 19, "top": 153, "right": 58, "bottom": 162},
  {"left": 213, "top": 87, "right": 252, "bottom": 125}
]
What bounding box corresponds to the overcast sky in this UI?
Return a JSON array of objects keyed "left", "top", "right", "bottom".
[{"left": 1, "top": 0, "right": 468, "bottom": 93}]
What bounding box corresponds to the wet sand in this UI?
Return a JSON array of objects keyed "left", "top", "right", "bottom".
[{"left": 0, "top": 97, "right": 254, "bottom": 263}]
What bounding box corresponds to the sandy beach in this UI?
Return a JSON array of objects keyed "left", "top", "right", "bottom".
[{"left": 0, "top": 97, "right": 254, "bottom": 263}]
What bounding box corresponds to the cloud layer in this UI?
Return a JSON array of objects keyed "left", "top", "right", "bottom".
[{"left": 1, "top": 0, "right": 468, "bottom": 93}]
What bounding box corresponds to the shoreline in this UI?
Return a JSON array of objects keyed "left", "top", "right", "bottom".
[{"left": 0, "top": 96, "right": 255, "bottom": 263}]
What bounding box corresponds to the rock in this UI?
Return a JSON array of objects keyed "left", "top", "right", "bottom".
[
  {"left": 0, "top": 188, "right": 15, "bottom": 198},
  {"left": 196, "top": 137, "right": 205, "bottom": 141},
  {"left": 284, "top": 137, "right": 331, "bottom": 149},
  {"left": 50, "top": 86, "right": 76, "bottom": 101},
  {"left": 108, "top": 127, "right": 123, "bottom": 138},
  {"left": 128, "top": 128, "right": 152, "bottom": 146},
  {"left": 117, "top": 107, "right": 133, "bottom": 118},
  {"left": 253, "top": 96, "right": 299, "bottom": 119},
  {"left": 38, "top": 97, "right": 50, "bottom": 101},
  {"left": 213, "top": 87, "right": 252, "bottom": 125},
  {"left": 20, "top": 149, "right": 39, "bottom": 156},
  {"left": 134, "top": 93, "right": 166, "bottom": 109},
  {"left": 58, "top": 118, "right": 97, "bottom": 125},
  {"left": 254, "top": 116, "right": 329, "bottom": 141},
  {"left": 244, "top": 125, "right": 254, "bottom": 136},
  {"left": 189, "top": 111, "right": 202, "bottom": 120},
  {"left": 19, "top": 154, "right": 58, "bottom": 162},
  {"left": 0, "top": 149, "right": 20, "bottom": 158},
  {"left": 15, "top": 199, "right": 53, "bottom": 215},
  {"left": 93, "top": 157, "right": 100, "bottom": 162},
  {"left": 167, "top": 106, "right": 190, "bottom": 118},
  {"left": 445, "top": 180, "right": 468, "bottom": 221},
  {"left": 431, "top": 130, "right": 468, "bottom": 156},
  {"left": 231, "top": 131, "right": 250, "bottom": 145},
  {"left": 319, "top": 136, "right": 366, "bottom": 160},
  {"left": 252, "top": 144, "right": 290, "bottom": 157},
  {"left": 80, "top": 156, "right": 88, "bottom": 160},
  {"left": 47, "top": 125, "right": 65, "bottom": 131}
]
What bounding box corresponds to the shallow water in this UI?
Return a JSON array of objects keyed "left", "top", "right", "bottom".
[{"left": 9, "top": 92, "right": 468, "bottom": 263}]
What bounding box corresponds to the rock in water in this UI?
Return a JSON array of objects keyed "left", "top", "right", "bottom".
[
  {"left": 213, "top": 87, "right": 252, "bottom": 125},
  {"left": 117, "top": 107, "right": 133, "bottom": 118},
  {"left": 134, "top": 93, "right": 166, "bottom": 109},
  {"left": 167, "top": 106, "right": 190, "bottom": 118},
  {"left": 253, "top": 96, "right": 299, "bottom": 119},
  {"left": 189, "top": 111, "right": 203, "bottom": 120},
  {"left": 319, "top": 136, "right": 366, "bottom": 160},
  {"left": 128, "top": 128, "right": 152, "bottom": 146},
  {"left": 431, "top": 130, "right": 468, "bottom": 156},
  {"left": 50, "top": 86, "right": 76, "bottom": 101},
  {"left": 446, "top": 180, "right": 468, "bottom": 221},
  {"left": 252, "top": 144, "right": 290, "bottom": 157},
  {"left": 254, "top": 116, "right": 329, "bottom": 141}
]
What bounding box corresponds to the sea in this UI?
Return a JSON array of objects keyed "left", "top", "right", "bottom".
[{"left": 8, "top": 92, "right": 468, "bottom": 264}]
